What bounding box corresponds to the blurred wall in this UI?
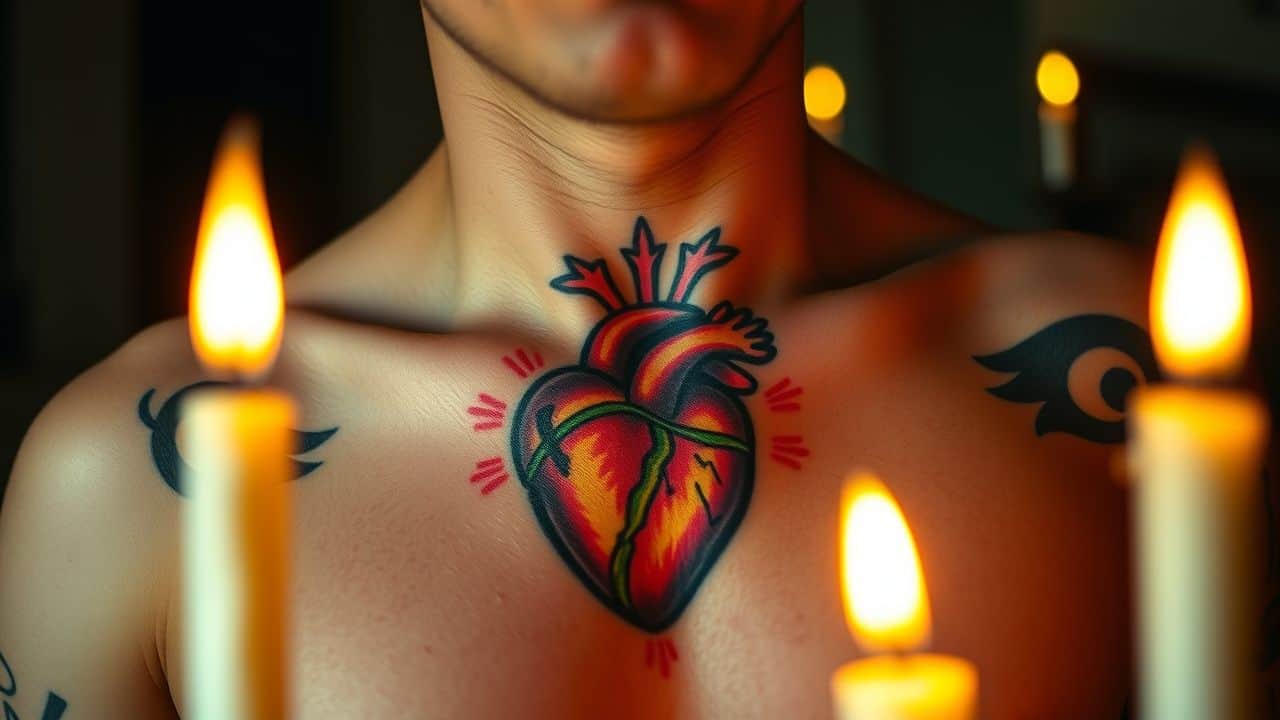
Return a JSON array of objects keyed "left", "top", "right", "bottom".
[
  {"left": 332, "top": 0, "right": 442, "bottom": 228},
  {"left": 805, "top": 0, "right": 1036, "bottom": 229},
  {"left": 2, "top": 0, "right": 138, "bottom": 489},
  {"left": 1033, "top": 0, "right": 1280, "bottom": 83}
]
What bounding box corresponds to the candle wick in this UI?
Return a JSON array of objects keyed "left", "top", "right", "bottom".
[
  {"left": 1166, "top": 373, "right": 1240, "bottom": 391},
  {"left": 888, "top": 647, "right": 913, "bottom": 663}
]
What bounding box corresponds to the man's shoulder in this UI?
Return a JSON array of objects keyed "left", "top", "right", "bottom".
[
  {"left": 2, "top": 318, "right": 196, "bottom": 593},
  {"left": 811, "top": 230, "right": 1154, "bottom": 446},
  {"left": 10, "top": 308, "right": 358, "bottom": 500},
  {"left": 13, "top": 316, "right": 192, "bottom": 484},
  {"left": 0, "top": 319, "right": 195, "bottom": 717},
  {"left": 926, "top": 232, "right": 1154, "bottom": 447},
  {"left": 859, "top": 230, "right": 1150, "bottom": 344}
]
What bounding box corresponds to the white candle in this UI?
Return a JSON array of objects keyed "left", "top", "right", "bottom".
[
  {"left": 831, "top": 473, "right": 978, "bottom": 720},
  {"left": 832, "top": 655, "right": 976, "bottom": 720},
  {"left": 183, "top": 117, "right": 294, "bottom": 720},
  {"left": 185, "top": 390, "right": 294, "bottom": 719},
  {"left": 1035, "top": 51, "right": 1079, "bottom": 191},
  {"left": 1129, "top": 147, "right": 1269, "bottom": 719},
  {"left": 1037, "top": 102, "right": 1076, "bottom": 191}
]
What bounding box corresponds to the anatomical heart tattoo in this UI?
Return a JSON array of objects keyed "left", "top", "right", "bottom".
[{"left": 510, "top": 217, "right": 777, "bottom": 632}]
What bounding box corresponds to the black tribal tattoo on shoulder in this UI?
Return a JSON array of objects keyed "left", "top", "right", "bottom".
[
  {"left": 1, "top": 647, "right": 67, "bottom": 719},
  {"left": 973, "top": 314, "right": 1158, "bottom": 443},
  {"left": 137, "top": 381, "right": 338, "bottom": 496}
]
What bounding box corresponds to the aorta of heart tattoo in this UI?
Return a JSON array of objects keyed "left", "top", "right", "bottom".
[{"left": 506, "top": 217, "right": 779, "bottom": 633}]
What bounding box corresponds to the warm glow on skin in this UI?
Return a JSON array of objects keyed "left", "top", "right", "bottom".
[
  {"left": 804, "top": 64, "right": 846, "bottom": 121},
  {"left": 1036, "top": 50, "right": 1079, "bottom": 107},
  {"left": 190, "top": 117, "right": 285, "bottom": 381},
  {"left": 839, "top": 472, "right": 931, "bottom": 653},
  {"left": 1150, "top": 146, "right": 1251, "bottom": 381}
]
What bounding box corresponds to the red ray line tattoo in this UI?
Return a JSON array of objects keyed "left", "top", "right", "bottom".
[
  {"left": 768, "top": 386, "right": 803, "bottom": 403},
  {"left": 477, "top": 393, "right": 507, "bottom": 410},
  {"left": 469, "top": 457, "right": 510, "bottom": 496},
  {"left": 468, "top": 393, "right": 510, "bottom": 431},
  {"left": 503, "top": 348, "right": 545, "bottom": 379},
  {"left": 481, "top": 474, "right": 509, "bottom": 494},
  {"left": 502, "top": 354, "right": 528, "bottom": 378},
  {"left": 770, "top": 453, "right": 802, "bottom": 470},
  {"left": 765, "top": 377, "right": 804, "bottom": 412},
  {"left": 471, "top": 466, "right": 503, "bottom": 483},
  {"left": 764, "top": 377, "right": 792, "bottom": 398},
  {"left": 644, "top": 636, "right": 678, "bottom": 679},
  {"left": 769, "top": 435, "right": 810, "bottom": 470}
]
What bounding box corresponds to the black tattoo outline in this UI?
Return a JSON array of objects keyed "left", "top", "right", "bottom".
[
  {"left": 0, "top": 649, "right": 67, "bottom": 720},
  {"left": 137, "top": 381, "right": 338, "bottom": 496},
  {"left": 510, "top": 216, "right": 776, "bottom": 633},
  {"left": 973, "top": 314, "right": 1158, "bottom": 444},
  {"left": 0, "top": 650, "right": 12, "bottom": 697}
]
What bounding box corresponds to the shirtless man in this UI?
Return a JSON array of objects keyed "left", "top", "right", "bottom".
[{"left": 0, "top": 2, "right": 1243, "bottom": 717}]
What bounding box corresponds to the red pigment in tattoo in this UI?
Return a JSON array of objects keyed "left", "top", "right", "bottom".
[
  {"left": 764, "top": 377, "right": 803, "bottom": 412},
  {"left": 644, "top": 637, "right": 679, "bottom": 678},
  {"left": 468, "top": 392, "right": 509, "bottom": 431},
  {"left": 469, "top": 456, "right": 510, "bottom": 495},
  {"left": 503, "top": 347, "right": 546, "bottom": 379},
  {"left": 769, "top": 435, "right": 810, "bottom": 470},
  {"left": 512, "top": 218, "right": 778, "bottom": 633}
]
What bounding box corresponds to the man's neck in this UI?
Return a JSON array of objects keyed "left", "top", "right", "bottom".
[{"left": 424, "top": 15, "right": 810, "bottom": 341}]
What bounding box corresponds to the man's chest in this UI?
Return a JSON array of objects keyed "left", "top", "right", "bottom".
[{"left": 250, "top": 302, "right": 1136, "bottom": 718}]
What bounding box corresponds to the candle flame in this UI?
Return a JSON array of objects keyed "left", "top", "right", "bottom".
[
  {"left": 1150, "top": 146, "right": 1251, "bottom": 381},
  {"left": 839, "top": 472, "right": 931, "bottom": 654},
  {"left": 804, "top": 65, "right": 847, "bottom": 121},
  {"left": 189, "top": 117, "right": 284, "bottom": 380},
  {"left": 1036, "top": 50, "right": 1079, "bottom": 107}
]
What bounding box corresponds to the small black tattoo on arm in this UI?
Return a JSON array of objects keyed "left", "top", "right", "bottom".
[
  {"left": 138, "top": 381, "right": 339, "bottom": 496},
  {"left": 0, "top": 649, "right": 67, "bottom": 720},
  {"left": 973, "top": 314, "right": 1158, "bottom": 443}
]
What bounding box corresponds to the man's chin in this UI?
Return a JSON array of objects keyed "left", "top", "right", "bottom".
[
  {"left": 422, "top": 0, "right": 779, "bottom": 125},
  {"left": 534, "top": 79, "right": 739, "bottom": 125},
  {"left": 547, "top": 6, "right": 741, "bottom": 122}
]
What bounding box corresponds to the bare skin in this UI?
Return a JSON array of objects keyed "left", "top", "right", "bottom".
[{"left": 0, "top": 8, "right": 1161, "bottom": 719}]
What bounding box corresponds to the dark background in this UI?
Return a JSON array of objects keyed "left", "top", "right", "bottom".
[{"left": 3, "top": 1, "right": 1279, "bottom": 497}]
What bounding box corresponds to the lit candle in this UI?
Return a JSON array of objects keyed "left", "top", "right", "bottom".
[
  {"left": 1036, "top": 50, "right": 1079, "bottom": 191},
  {"left": 1129, "top": 146, "right": 1269, "bottom": 719},
  {"left": 184, "top": 117, "right": 295, "bottom": 720},
  {"left": 805, "top": 64, "right": 846, "bottom": 145},
  {"left": 831, "top": 472, "right": 978, "bottom": 720}
]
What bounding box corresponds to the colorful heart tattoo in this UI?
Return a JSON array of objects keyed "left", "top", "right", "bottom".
[{"left": 502, "top": 217, "right": 779, "bottom": 632}]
